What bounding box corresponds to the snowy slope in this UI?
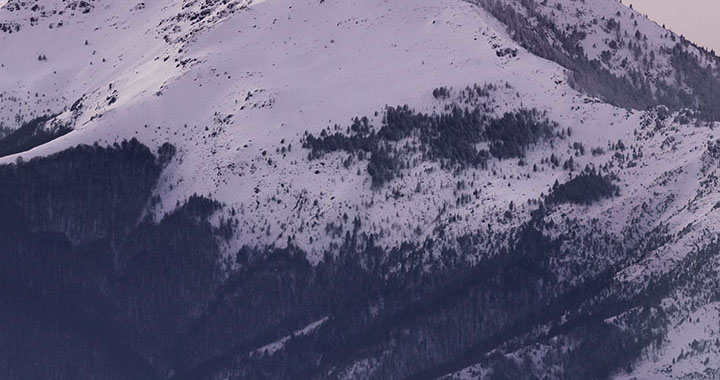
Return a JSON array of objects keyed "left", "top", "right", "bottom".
[
  {"left": 2, "top": 0, "right": 720, "bottom": 378},
  {"left": 487, "top": 0, "right": 718, "bottom": 85},
  {"left": 1, "top": 0, "right": 635, "bottom": 260}
]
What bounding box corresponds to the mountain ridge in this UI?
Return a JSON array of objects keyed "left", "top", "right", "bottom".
[{"left": 1, "top": 0, "right": 720, "bottom": 378}]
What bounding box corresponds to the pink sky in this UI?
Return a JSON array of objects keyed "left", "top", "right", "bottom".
[{"left": 629, "top": 0, "right": 720, "bottom": 53}]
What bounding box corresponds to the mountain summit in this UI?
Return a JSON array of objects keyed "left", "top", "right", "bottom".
[{"left": 1, "top": 0, "right": 720, "bottom": 379}]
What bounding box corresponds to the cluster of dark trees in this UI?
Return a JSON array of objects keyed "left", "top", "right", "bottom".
[
  {"left": 487, "top": 108, "right": 558, "bottom": 159},
  {"left": 433, "top": 84, "right": 495, "bottom": 103},
  {"left": 385, "top": 105, "right": 488, "bottom": 167},
  {"left": 451, "top": 84, "right": 497, "bottom": 106},
  {"left": 0, "top": 22, "right": 21, "bottom": 33},
  {"left": 304, "top": 104, "right": 559, "bottom": 187},
  {"left": 68, "top": 0, "right": 94, "bottom": 14},
  {"left": 496, "top": 47, "right": 518, "bottom": 58},
  {"left": 432, "top": 86, "right": 450, "bottom": 99},
  {"left": 546, "top": 168, "right": 619, "bottom": 205},
  {"left": 0, "top": 124, "right": 12, "bottom": 140},
  {"left": 303, "top": 117, "right": 376, "bottom": 160}
]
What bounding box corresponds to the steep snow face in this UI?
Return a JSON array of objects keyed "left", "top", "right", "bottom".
[
  {"left": 0, "top": 0, "right": 180, "bottom": 128},
  {"left": 0, "top": 0, "right": 257, "bottom": 129},
  {"left": 473, "top": 0, "right": 720, "bottom": 116},
  {"left": 496, "top": 0, "right": 718, "bottom": 80},
  {"left": 0, "top": 0, "right": 718, "bottom": 266},
  {"left": 0, "top": 0, "right": 637, "bottom": 262}
]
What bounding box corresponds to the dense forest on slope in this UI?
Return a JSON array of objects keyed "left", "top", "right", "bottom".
[{"left": 0, "top": 139, "right": 701, "bottom": 379}]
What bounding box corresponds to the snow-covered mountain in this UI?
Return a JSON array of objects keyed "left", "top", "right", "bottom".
[{"left": 1, "top": 0, "right": 720, "bottom": 379}]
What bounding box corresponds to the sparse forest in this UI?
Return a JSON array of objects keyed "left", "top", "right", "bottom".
[
  {"left": 475, "top": 0, "right": 720, "bottom": 120},
  {"left": 304, "top": 98, "right": 561, "bottom": 187}
]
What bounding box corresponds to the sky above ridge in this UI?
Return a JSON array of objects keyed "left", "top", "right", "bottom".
[{"left": 628, "top": 0, "right": 720, "bottom": 53}]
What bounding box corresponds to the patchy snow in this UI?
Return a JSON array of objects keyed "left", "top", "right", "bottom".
[
  {"left": 487, "top": 0, "right": 718, "bottom": 97},
  {"left": 0, "top": 0, "right": 612, "bottom": 262},
  {"left": 615, "top": 303, "right": 720, "bottom": 380},
  {"left": 252, "top": 316, "right": 329, "bottom": 357}
]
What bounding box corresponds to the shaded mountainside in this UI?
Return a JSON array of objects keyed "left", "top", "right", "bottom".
[
  {"left": 0, "top": 140, "right": 221, "bottom": 379},
  {"left": 473, "top": 0, "right": 720, "bottom": 119},
  {"left": 1, "top": 139, "right": 718, "bottom": 379},
  {"left": 0, "top": 114, "right": 71, "bottom": 158}
]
